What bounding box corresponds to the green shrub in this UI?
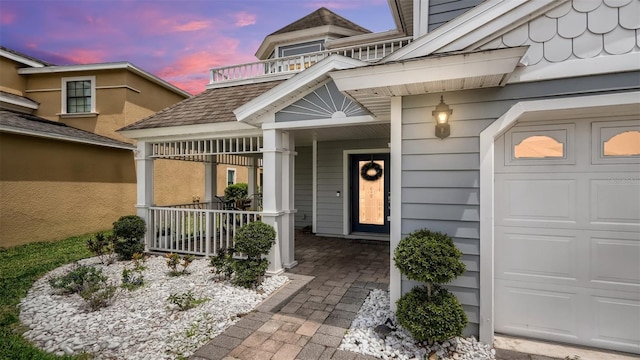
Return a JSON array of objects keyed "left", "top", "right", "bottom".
[
  {"left": 165, "top": 253, "right": 195, "bottom": 276},
  {"left": 394, "top": 228, "right": 467, "bottom": 343},
  {"left": 234, "top": 221, "right": 275, "bottom": 259},
  {"left": 87, "top": 232, "right": 116, "bottom": 265},
  {"left": 224, "top": 183, "right": 248, "bottom": 201},
  {"left": 232, "top": 258, "right": 269, "bottom": 289},
  {"left": 113, "top": 215, "right": 146, "bottom": 260},
  {"left": 167, "top": 291, "right": 209, "bottom": 311},
  {"left": 79, "top": 280, "right": 117, "bottom": 311},
  {"left": 396, "top": 286, "right": 467, "bottom": 343},
  {"left": 49, "top": 264, "right": 107, "bottom": 294},
  {"left": 394, "top": 229, "right": 465, "bottom": 285},
  {"left": 121, "top": 253, "right": 147, "bottom": 290},
  {"left": 210, "top": 247, "right": 235, "bottom": 280}
]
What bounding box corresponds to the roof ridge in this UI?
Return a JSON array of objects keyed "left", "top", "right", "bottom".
[{"left": 269, "top": 7, "right": 370, "bottom": 36}]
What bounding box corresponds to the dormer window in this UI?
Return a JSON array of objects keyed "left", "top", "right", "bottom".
[
  {"left": 278, "top": 40, "right": 325, "bottom": 58},
  {"left": 61, "top": 76, "right": 96, "bottom": 115}
]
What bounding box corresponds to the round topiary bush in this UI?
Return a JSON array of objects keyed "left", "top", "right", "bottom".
[
  {"left": 396, "top": 285, "right": 468, "bottom": 343},
  {"left": 113, "top": 215, "right": 146, "bottom": 260},
  {"left": 234, "top": 221, "right": 275, "bottom": 259},
  {"left": 394, "top": 229, "right": 465, "bottom": 285}
]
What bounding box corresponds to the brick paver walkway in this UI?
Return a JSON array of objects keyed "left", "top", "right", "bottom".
[{"left": 191, "top": 231, "right": 390, "bottom": 360}]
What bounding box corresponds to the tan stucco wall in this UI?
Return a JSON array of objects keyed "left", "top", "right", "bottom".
[
  {"left": 0, "top": 133, "right": 136, "bottom": 247},
  {"left": 216, "top": 165, "right": 251, "bottom": 196},
  {"left": 0, "top": 57, "right": 28, "bottom": 95},
  {"left": 154, "top": 159, "right": 205, "bottom": 206}
]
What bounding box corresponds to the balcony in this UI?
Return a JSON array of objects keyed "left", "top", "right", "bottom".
[{"left": 208, "top": 36, "right": 413, "bottom": 88}]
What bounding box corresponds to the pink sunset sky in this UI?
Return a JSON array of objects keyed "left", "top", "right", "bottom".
[{"left": 0, "top": 0, "right": 395, "bottom": 94}]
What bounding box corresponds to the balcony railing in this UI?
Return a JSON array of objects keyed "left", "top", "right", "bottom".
[{"left": 209, "top": 36, "right": 413, "bottom": 85}]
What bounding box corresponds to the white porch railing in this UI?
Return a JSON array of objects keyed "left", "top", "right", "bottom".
[
  {"left": 148, "top": 206, "right": 261, "bottom": 256},
  {"left": 209, "top": 36, "right": 413, "bottom": 84}
]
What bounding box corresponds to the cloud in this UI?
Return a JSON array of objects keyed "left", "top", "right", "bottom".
[
  {"left": 234, "top": 12, "right": 256, "bottom": 27},
  {"left": 173, "top": 20, "right": 211, "bottom": 32},
  {"left": 1, "top": 10, "right": 16, "bottom": 25},
  {"left": 304, "top": 0, "right": 387, "bottom": 9},
  {"left": 64, "top": 48, "right": 107, "bottom": 64}
]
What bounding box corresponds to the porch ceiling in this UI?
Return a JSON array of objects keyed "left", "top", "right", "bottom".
[{"left": 292, "top": 122, "right": 390, "bottom": 146}]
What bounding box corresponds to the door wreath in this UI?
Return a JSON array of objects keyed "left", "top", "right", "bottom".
[{"left": 360, "top": 161, "right": 383, "bottom": 181}]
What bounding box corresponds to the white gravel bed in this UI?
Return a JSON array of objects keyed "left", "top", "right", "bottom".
[
  {"left": 19, "top": 255, "right": 288, "bottom": 359},
  {"left": 340, "top": 289, "right": 496, "bottom": 360}
]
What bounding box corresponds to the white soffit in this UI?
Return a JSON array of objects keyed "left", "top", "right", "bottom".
[
  {"left": 330, "top": 47, "right": 527, "bottom": 116},
  {"left": 233, "top": 55, "right": 367, "bottom": 124}
]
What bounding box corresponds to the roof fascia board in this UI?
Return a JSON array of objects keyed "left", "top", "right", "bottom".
[
  {"left": 331, "top": 47, "right": 527, "bottom": 92},
  {"left": 438, "top": 0, "right": 567, "bottom": 53},
  {"left": 234, "top": 55, "right": 367, "bottom": 123},
  {"left": 382, "top": 0, "right": 563, "bottom": 62},
  {"left": 19, "top": 63, "right": 191, "bottom": 98},
  {"left": 0, "top": 126, "right": 136, "bottom": 150},
  {"left": 325, "top": 30, "right": 405, "bottom": 49},
  {"left": 0, "top": 49, "right": 46, "bottom": 67},
  {"left": 387, "top": 0, "right": 406, "bottom": 34},
  {"left": 119, "top": 121, "right": 262, "bottom": 141}
]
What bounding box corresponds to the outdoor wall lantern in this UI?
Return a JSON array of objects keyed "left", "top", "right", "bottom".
[{"left": 432, "top": 96, "right": 452, "bottom": 139}]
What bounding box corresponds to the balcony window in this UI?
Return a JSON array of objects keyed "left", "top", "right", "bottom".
[
  {"left": 278, "top": 40, "right": 324, "bottom": 57},
  {"left": 227, "top": 168, "right": 236, "bottom": 186}
]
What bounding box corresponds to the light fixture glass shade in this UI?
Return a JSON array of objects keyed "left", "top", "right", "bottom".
[{"left": 432, "top": 96, "right": 452, "bottom": 139}]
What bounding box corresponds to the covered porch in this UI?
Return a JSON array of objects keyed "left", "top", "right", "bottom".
[{"left": 134, "top": 132, "right": 296, "bottom": 275}]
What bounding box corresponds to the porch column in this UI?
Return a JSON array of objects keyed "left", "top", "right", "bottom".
[
  {"left": 247, "top": 157, "right": 258, "bottom": 209},
  {"left": 135, "top": 141, "right": 154, "bottom": 251},
  {"left": 204, "top": 157, "right": 218, "bottom": 206},
  {"left": 281, "top": 132, "right": 297, "bottom": 269},
  {"left": 262, "top": 129, "right": 284, "bottom": 275}
]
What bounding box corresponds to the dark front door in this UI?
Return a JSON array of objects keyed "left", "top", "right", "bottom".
[{"left": 350, "top": 153, "right": 390, "bottom": 234}]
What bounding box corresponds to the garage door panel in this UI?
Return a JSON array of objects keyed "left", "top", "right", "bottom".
[
  {"left": 497, "top": 178, "right": 576, "bottom": 223},
  {"left": 591, "top": 235, "right": 640, "bottom": 289},
  {"left": 495, "top": 117, "right": 640, "bottom": 354},
  {"left": 495, "top": 280, "right": 579, "bottom": 339},
  {"left": 590, "top": 179, "right": 640, "bottom": 227},
  {"left": 496, "top": 230, "right": 578, "bottom": 283},
  {"left": 591, "top": 295, "right": 640, "bottom": 352}
]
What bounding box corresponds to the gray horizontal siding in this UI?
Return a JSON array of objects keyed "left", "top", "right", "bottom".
[
  {"left": 316, "top": 138, "right": 389, "bottom": 236},
  {"left": 428, "top": 0, "right": 484, "bottom": 32},
  {"left": 399, "top": 71, "right": 640, "bottom": 337},
  {"left": 295, "top": 146, "right": 312, "bottom": 228}
]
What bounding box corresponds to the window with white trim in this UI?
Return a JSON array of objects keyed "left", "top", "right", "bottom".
[
  {"left": 227, "top": 168, "right": 236, "bottom": 186},
  {"left": 61, "top": 76, "right": 96, "bottom": 114},
  {"left": 505, "top": 123, "right": 575, "bottom": 166}
]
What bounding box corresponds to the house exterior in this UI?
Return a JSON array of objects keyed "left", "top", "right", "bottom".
[
  {"left": 119, "top": 1, "right": 639, "bottom": 354},
  {"left": 0, "top": 47, "right": 204, "bottom": 246}
]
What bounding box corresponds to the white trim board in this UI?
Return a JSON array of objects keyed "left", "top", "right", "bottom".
[{"left": 478, "top": 91, "right": 640, "bottom": 345}]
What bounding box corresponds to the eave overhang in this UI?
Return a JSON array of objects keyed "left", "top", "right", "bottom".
[
  {"left": 18, "top": 62, "right": 191, "bottom": 98},
  {"left": 234, "top": 55, "right": 367, "bottom": 124},
  {"left": 329, "top": 47, "right": 528, "bottom": 118}
]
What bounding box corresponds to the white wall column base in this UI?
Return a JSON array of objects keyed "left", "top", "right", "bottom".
[{"left": 135, "top": 142, "right": 154, "bottom": 252}]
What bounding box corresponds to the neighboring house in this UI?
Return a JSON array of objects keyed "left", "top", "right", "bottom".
[
  {"left": 0, "top": 47, "right": 205, "bottom": 247},
  {"left": 119, "top": 2, "right": 640, "bottom": 354}
]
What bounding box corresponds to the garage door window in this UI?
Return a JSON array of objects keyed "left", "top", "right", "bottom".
[
  {"left": 592, "top": 121, "right": 640, "bottom": 164},
  {"left": 506, "top": 124, "right": 575, "bottom": 165}
]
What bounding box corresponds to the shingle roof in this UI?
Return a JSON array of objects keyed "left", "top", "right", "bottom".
[
  {"left": 0, "top": 110, "right": 135, "bottom": 149},
  {"left": 119, "top": 80, "right": 284, "bottom": 131},
  {"left": 269, "top": 7, "right": 370, "bottom": 36}
]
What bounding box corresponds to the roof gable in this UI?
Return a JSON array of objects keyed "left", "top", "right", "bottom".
[
  {"left": 0, "top": 46, "right": 51, "bottom": 67},
  {"left": 234, "top": 55, "right": 367, "bottom": 124}
]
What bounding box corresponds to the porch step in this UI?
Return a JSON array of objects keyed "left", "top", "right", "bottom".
[{"left": 494, "top": 335, "right": 638, "bottom": 360}]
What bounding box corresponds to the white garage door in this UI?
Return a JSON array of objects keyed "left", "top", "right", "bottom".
[{"left": 494, "top": 118, "right": 640, "bottom": 354}]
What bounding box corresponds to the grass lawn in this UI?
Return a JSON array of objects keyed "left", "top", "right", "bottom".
[{"left": 0, "top": 234, "right": 95, "bottom": 360}]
